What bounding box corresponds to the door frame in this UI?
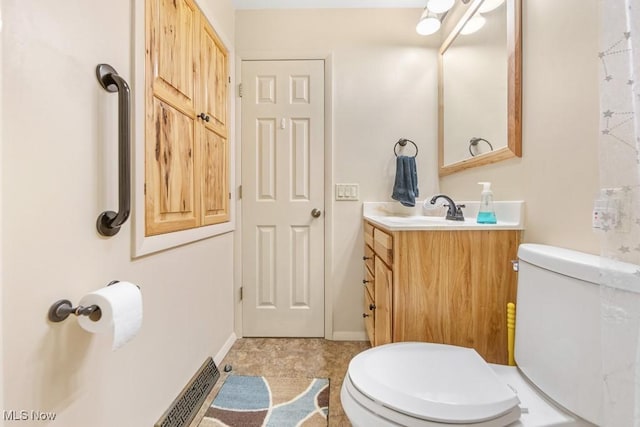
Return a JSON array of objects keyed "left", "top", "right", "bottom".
[{"left": 234, "top": 51, "right": 334, "bottom": 339}]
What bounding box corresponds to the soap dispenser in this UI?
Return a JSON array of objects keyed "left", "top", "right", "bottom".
[{"left": 477, "top": 182, "right": 497, "bottom": 224}]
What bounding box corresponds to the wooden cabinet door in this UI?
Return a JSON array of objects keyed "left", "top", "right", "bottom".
[
  {"left": 374, "top": 256, "right": 393, "bottom": 346},
  {"left": 468, "top": 230, "right": 519, "bottom": 364},
  {"left": 145, "top": 98, "right": 198, "bottom": 235},
  {"left": 199, "top": 19, "right": 229, "bottom": 225},
  {"left": 200, "top": 20, "right": 228, "bottom": 138},
  {"left": 147, "top": 0, "right": 198, "bottom": 115}
]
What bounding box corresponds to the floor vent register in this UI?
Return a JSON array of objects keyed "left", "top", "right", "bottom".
[{"left": 155, "top": 357, "right": 220, "bottom": 427}]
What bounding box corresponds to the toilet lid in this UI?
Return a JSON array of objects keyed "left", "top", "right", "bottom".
[{"left": 348, "top": 342, "right": 520, "bottom": 423}]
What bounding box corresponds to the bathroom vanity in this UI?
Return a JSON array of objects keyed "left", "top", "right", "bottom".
[{"left": 362, "top": 202, "right": 523, "bottom": 365}]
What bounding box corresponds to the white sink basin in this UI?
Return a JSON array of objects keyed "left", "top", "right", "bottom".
[{"left": 363, "top": 201, "right": 524, "bottom": 231}]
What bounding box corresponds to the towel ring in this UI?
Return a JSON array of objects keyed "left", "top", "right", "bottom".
[
  {"left": 468, "top": 137, "right": 494, "bottom": 157},
  {"left": 394, "top": 138, "right": 418, "bottom": 158}
]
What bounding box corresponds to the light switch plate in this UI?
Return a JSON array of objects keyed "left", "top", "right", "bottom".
[{"left": 335, "top": 183, "right": 359, "bottom": 201}]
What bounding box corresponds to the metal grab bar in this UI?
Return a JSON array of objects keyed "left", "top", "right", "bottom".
[{"left": 95, "top": 64, "right": 131, "bottom": 237}]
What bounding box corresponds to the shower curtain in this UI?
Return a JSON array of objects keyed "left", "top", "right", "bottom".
[{"left": 598, "top": 0, "right": 640, "bottom": 425}]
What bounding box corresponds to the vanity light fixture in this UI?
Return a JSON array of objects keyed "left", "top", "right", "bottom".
[
  {"left": 460, "top": 13, "right": 486, "bottom": 35},
  {"left": 426, "top": 0, "right": 455, "bottom": 14},
  {"left": 416, "top": 8, "right": 441, "bottom": 36},
  {"left": 416, "top": 0, "right": 471, "bottom": 36}
]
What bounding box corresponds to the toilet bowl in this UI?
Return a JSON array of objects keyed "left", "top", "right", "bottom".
[
  {"left": 341, "top": 244, "right": 637, "bottom": 426},
  {"left": 340, "top": 342, "right": 588, "bottom": 426}
]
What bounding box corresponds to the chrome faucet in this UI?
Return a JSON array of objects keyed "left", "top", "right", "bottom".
[{"left": 430, "top": 195, "right": 466, "bottom": 221}]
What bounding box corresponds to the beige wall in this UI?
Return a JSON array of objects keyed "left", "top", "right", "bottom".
[
  {"left": 440, "top": 0, "right": 600, "bottom": 254},
  {"left": 236, "top": 9, "right": 440, "bottom": 339},
  {"left": 1, "top": 1, "right": 235, "bottom": 426},
  {"left": 0, "top": 0, "right": 4, "bottom": 422}
]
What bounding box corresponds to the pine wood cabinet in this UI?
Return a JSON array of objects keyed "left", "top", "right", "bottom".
[
  {"left": 362, "top": 220, "right": 520, "bottom": 364},
  {"left": 145, "top": 0, "right": 229, "bottom": 236}
]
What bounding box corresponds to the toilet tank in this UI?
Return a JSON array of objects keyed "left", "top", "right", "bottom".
[{"left": 514, "top": 244, "right": 616, "bottom": 425}]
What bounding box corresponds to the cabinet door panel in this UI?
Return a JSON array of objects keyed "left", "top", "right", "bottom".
[
  {"left": 148, "top": 0, "right": 197, "bottom": 114},
  {"left": 373, "top": 228, "right": 393, "bottom": 267},
  {"left": 394, "top": 231, "right": 449, "bottom": 343},
  {"left": 374, "top": 256, "right": 392, "bottom": 346},
  {"left": 201, "top": 20, "right": 228, "bottom": 137},
  {"left": 447, "top": 231, "right": 474, "bottom": 348},
  {"left": 146, "top": 97, "right": 198, "bottom": 235},
  {"left": 201, "top": 127, "right": 229, "bottom": 225},
  {"left": 364, "top": 222, "right": 374, "bottom": 248},
  {"left": 470, "top": 230, "right": 520, "bottom": 364}
]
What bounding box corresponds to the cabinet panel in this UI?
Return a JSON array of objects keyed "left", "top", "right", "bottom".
[
  {"left": 148, "top": 0, "right": 197, "bottom": 113},
  {"left": 201, "top": 127, "right": 229, "bottom": 225},
  {"left": 394, "top": 231, "right": 449, "bottom": 343},
  {"left": 364, "top": 221, "right": 374, "bottom": 248},
  {"left": 469, "top": 230, "right": 520, "bottom": 364},
  {"left": 373, "top": 228, "right": 393, "bottom": 266},
  {"left": 364, "top": 291, "right": 375, "bottom": 345},
  {"left": 374, "top": 256, "right": 392, "bottom": 346},
  {"left": 364, "top": 265, "right": 374, "bottom": 301},
  {"left": 146, "top": 97, "right": 198, "bottom": 235},
  {"left": 364, "top": 244, "right": 374, "bottom": 275}
]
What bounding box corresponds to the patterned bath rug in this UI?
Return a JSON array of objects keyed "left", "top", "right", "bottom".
[{"left": 199, "top": 375, "right": 329, "bottom": 427}]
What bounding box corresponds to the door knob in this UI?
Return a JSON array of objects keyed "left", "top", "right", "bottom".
[
  {"left": 311, "top": 208, "right": 322, "bottom": 218},
  {"left": 198, "top": 113, "right": 211, "bottom": 122}
]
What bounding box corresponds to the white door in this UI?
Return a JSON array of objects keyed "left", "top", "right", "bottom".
[{"left": 241, "top": 60, "right": 325, "bottom": 337}]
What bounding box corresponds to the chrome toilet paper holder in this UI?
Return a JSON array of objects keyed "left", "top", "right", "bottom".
[{"left": 48, "top": 280, "right": 120, "bottom": 323}]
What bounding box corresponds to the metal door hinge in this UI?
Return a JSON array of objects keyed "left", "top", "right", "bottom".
[
  {"left": 229, "top": 192, "right": 231, "bottom": 200},
  {"left": 238, "top": 83, "right": 243, "bottom": 98},
  {"left": 144, "top": 183, "right": 146, "bottom": 195},
  {"left": 228, "top": 76, "right": 231, "bottom": 84},
  {"left": 238, "top": 185, "right": 242, "bottom": 199},
  {"left": 240, "top": 286, "right": 243, "bottom": 301}
]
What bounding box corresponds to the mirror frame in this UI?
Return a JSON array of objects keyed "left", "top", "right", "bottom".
[{"left": 438, "top": 0, "right": 522, "bottom": 176}]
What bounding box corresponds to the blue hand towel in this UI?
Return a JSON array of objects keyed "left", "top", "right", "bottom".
[{"left": 391, "top": 155, "right": 419, "bottom": 207}]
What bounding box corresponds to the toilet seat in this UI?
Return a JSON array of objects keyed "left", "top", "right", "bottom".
[{"left": 346, "top": 342, "right": 521, "bottom": 424}]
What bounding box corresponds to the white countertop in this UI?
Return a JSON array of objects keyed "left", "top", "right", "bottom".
[{"left": 363, "top": 201, "right": 525, "bottom": 231}]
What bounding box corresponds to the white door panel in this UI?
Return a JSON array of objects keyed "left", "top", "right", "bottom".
[{"left": 242, "top": 60, "right": 325, "bottom": 337}]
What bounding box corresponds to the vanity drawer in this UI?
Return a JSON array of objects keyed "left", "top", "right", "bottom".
[
  {"left": 364, "top": 290, "right": 375, "bottom": 345},
  {"left": 364, "top": 221, "right": 374, "bottom": 248},
  {"left": 364, "top": 265, "right": 374, "bottom": 300},
  {"left": 374, "top": 228, "right": 393, "bottom": 266},
  {"left": 364, "top": 244, "right": 375, "bottom": 274}
]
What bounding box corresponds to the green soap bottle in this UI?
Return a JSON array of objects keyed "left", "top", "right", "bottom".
[{"left": 477, "top": 182, "right": 497, "bottom": 224}]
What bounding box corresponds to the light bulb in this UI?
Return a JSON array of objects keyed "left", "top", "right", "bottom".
[
  {"left": 426, "top": 0, "right": 455, "bottom": 14},
  {"left": 460, "top": 14, "right": 486, "bottom": 35},
  {"left": 478, "top": 0, "right": 505, "bottom": 13},
  {"left": 416, "top": 11, "right": 441, "bottom": 36}
]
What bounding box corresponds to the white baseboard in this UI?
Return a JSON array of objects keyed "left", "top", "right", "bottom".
[
  {"left": 332, "top": 331, "right": 368, "bottom": 341},
  {"left": 213, "top": 332, "right": 237, "bottom": 366}
]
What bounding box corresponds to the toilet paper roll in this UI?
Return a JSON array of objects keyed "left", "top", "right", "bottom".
[{"left": 78, "top": 281, "right": 143, "bottom": 351}]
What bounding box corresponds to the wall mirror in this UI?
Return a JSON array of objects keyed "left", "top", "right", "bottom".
[{"left": 438, "top": 0, "right": 521, "bottom": 176}]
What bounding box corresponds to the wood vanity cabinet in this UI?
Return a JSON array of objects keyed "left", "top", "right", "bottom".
[{"left": 362, "top": 220, "right": 520, "bottom": 365}]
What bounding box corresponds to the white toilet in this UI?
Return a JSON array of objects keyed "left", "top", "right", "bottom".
[{"left": 341, "top": 243, "right": 637, "bottom": 426}]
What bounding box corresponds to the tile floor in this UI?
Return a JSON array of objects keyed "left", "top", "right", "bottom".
[{"left": 192, "top": 338, "right": 371, "bottom": 427}]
